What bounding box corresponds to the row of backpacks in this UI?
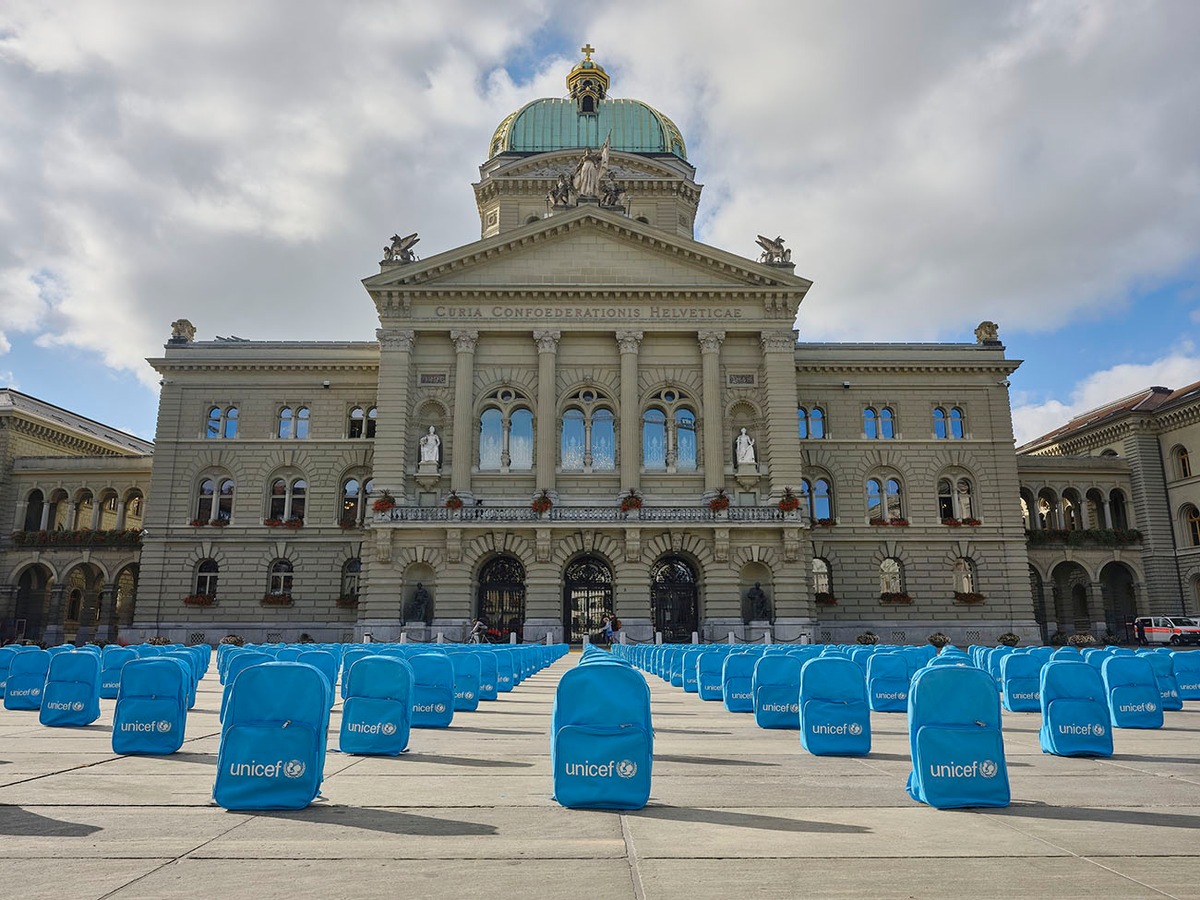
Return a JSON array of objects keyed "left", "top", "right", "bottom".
[
  {"left": 0, "top": 643, "right": 207, "bottom": 755},
  {"left": 212, "top": 642, "right": 568, "bottom": 810}
]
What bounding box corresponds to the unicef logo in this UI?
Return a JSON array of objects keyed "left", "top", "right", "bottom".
[
  {"left": 1093, "top": 723, "right": 1106, "bottom": 736},
  {"left": 381, "top": 723, "right": 397, "bottom": 736},
  {"left": 434, "top": 703, "right": 446, "bottom": 714},
  {"left": 464, "top": 692, "right": 474, "bottom": 700},
  {"left": 1146, "top": 702, "right": 1157, "bottom": 712},
  {"left": 30, "top": 687, "right": 41, "bottom": 696},
  {"left": 979, "top": 759, "right": 999, "bottom": 779},
  {"left": 156, "top": 720, "right": 173, "bottom": 733},
  {"left": 615, "top": 759, "right": 638, "bottom": 779},
  {"left": 848, "top": 723, "right": 863, "bottom": 736},
  {"left": 283, "top": 759, "right": 307, "bottom": 779},
  {"left": 71, "top": 701, "right": 85, "bottom": 712}
]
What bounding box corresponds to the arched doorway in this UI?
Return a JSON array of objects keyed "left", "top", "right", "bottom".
[
  {"left": 1100, "top": 561, "right": 1137, "bottom": 642},
  {"left": 651, "top": 556, "right": 699, "bottom": 643},
  {"left": 1029, "top": 565, "right": 1047, "bottom": 644},
  {"left": 63, "top": 564, "right": 104, "bottom": 645},
  {"left": 11, "top": 565, "right": 53, "bottom": 643},
  {"left": 563, "top": 555, "right": 613, "bottom": 643},
  {"left": 476, "top": 556, "right": 526, "bottom": 641},
  {"left": 1050, "top": 561, "right": 1091, "bottom": 636}
]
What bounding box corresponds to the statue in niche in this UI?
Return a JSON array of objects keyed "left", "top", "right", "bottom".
[
  {"left": 406, "top": 582, "right": 432, "bottom": 625},
  {"left": 572, "top": 135, "right": 610, "bottom": 198},
  {"left": 419, "top": 426, "right": 441, "bottom": 466},
  {"left": 735, "top": 428, "right": 756, "bottom": 465},
  {"left": 746, "top": 582, "right": 771, "bottom": 621}
]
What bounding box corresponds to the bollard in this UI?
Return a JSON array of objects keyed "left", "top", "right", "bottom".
[
  {"left": 436, "top": 632, "right": 444, "bottom": 644},
  {"left": 546, "top": 632, "right": 553, "bottom": 646},
  {"left": 764, "top": 631, "right": 773, "bottom": 644},
  {"left": 399, "top": 632, "right": 408, "bottom": 644},
  {"left": 583, "top": 635, "right": 590, "bottom": 647},
  {"left": 655, "top": 631, "right": 663, "bottom": 645},
  {"left": 728, "top": 631, "right": 735, "bottom": 645},
  {"left": 620, "top": 632, "right": 627, "bottom": 644},
  {"left": 510, "top": 632, "right": 517, "bottom": 644},
  {"left": 691, "top": 631, "right": 699, "bottom": 644}
]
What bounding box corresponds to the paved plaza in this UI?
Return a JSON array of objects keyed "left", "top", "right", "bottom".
[{"left": 1, "top": 650, "right": 1199, "bottom": 899}]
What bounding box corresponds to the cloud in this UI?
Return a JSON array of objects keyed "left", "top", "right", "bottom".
[
  {"left": 0, "top": 0, "right": 1197, "bottom": 399},
  {"left": 1012, "top": 348, "right": 1200, "bottom": 446}
]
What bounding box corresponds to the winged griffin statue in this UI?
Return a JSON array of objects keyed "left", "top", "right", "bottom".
[
  {"left": 756, "top": 235, "right": 792, "bottom": 265},
  {"left": 383, "top": 233, "right": 420, "bottom": 264}
]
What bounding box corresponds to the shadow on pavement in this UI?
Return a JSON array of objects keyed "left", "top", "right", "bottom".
[
  {"left": 401, "top": 754, "right": 534, "bottom": 769},
  {"left": 259, "top": 806, "right": 498, "bottom": 836},
  {"left": 0, "top": 806, "right": 102, "bottom": 837},
  {"left": 655, "top": 754, "right": 778, "bottom": 768},
  {"left": 993, "top": 802, "right": 1200, "bottom": 829},
  {"left": 632, "top": 805, "right": 871, "bottom": 834}
]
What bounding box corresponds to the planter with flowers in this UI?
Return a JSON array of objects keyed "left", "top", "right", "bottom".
[
  {"left": 778, "top": 487, "right": 800, "bottom": 516},
  {"left": 997, "top": 632, "right": 1021, "bottom": 647},
  {"left": 263, "top": 518, "right": 283, "bottom": 528},
  {"left": 619, "top": 490, "right": 643, "bottom": 514},
  {"left": 879, "top": 592, "right": 912, "bottom": 604},
  {"left": 182, "top": 594, "right": 215, "bottom": 607},
  {"left": 339, "top": 517, "right": 360, "bottom": 530},
  {"left": 814, "top": 592, "right": 838, "bottom": 606},
  {"left": 261, "top": 593, "right": 293, "bottom": 607},
  {"left": 190, "top": 519, "right": 207, "bottom": 527},
  {"left": 953, "top": 591, "right": 986, "bottom": 604},
  {"left": 963, "top": 518, "right": 981, "bottom": 526},
  {"left": 927, "top": 631, "right": 952, "bottom": 649},
  {"left": 531, "top": 490, "right": 553, "bottom": 515},
  {"left": 445, "top": 491, "right": 464, "bottom": 511},
  {"left": 708, "top": 490, "right": 730, "bottom": 515},
  {"left": 942, "top": 517, "right": 962, "bottom": 527},
  {"left": 813, "top": 517, "right": 835, "bottom": 528},
  {"left": 283, "top": 517, "right": 304, "bottom": 529},
  {"left": 372, "top": 491, "right": 396, "bottom": 513},
  {"left": 209, "top": 518, "right": 229, "bottom": 527},
  {"left": 856, "top": 631, "right": 880, "bottom": 645}
]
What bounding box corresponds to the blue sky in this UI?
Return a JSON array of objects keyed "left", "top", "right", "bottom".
[{"left": 1, "top": 1, "right": 1197, "bottom": 445}]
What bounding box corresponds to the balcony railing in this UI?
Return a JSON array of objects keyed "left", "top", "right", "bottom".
[{"left": 376, "top": 505, "right": 798, "bottom": 524}]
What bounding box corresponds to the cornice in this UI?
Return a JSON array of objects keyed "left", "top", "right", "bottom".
[
  {"left": 795, "top": 361, "right": 1020, "bottom": 376},
  {"left": 6, "top": 417, "right": 133, "bottom": 457}
]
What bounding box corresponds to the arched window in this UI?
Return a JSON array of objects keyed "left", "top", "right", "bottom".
[
  {"left": 1109, "top": 489, "right": 1129, "bottom": 530},
  {"left": 798, "top": 406, "right": 826, "bottom": 439},
  {"left": 341, "top": 558, "right": 361, "bottom": 600},
  {"left": 933, "top": 407, "right": 947, "bottom": 439},
  {"left": 341, "top": 475, "right": 374, "bottom": 525},
  {"left": 278, "top": 406, "right": 310, "bottom": 439},
  {"left": 478, "top": 387, "right": 534, "bottom": 471},
  {"left": 1184, "top": 505, "right": 1200, "bottom": 547},
  {"left": 195, "top": 560, "right": 219, "bottom": 598},
  {"left": 196, "top": 477, "right": 234, "bottom": 523},
  {"left": 867, "top": 474, "right": 904, "bottom": 522},
  {"left": 950, "top": 407, "right": 965, "bottom": 439},
  {"left": 267, "top": 477, "right": 307, "bottom": 523},
  {"left": 863, "top": 407, "right": 877, "bottom": 439},
  {"left": 953, "top": 557, "right": 976, "bottom": 594},
  {"left": 864, "top": 407, "right": 895, "bottom": 439},
  {"left": 348, "top": 406, "right": 378, "bottom": 439},
  {"left": 879, "top": 407, "right": 895, "bottom": 439},
  {"left": 938, "top": 475, "right": 975, "bottom": 521},
  {"left": 1175, "top": 446, "right": 1191, "bottom": 480},
  {"left": 206, "top": 406, "right": 238, "bottom": 439},
  {"left": 812, "top": 557, "right": 832, "bottom": 598},
  {"left": 801, "top": 477, "right": 834, "bottom": 522},
  {"left": 560, "top": 388, "right": 615, "bottom": 470},
  {"left": 267, "top": 559, "right": 294, "bottom": 597},
  {"left": 74, "top": 490, "right": 94, "bottom": 529},
  {"left": 22, "top": 489, "right": 44, "bottom": 531},
  {"left": 642, "top": 388, "right": 698, "bottom": 470},
  {"left": 880, "top": 558, "right": 904, "bottom": 595}
]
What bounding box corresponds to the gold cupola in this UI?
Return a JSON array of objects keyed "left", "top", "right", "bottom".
[{"left": 567, "top": 43, "right": 609, "bottom": 115}]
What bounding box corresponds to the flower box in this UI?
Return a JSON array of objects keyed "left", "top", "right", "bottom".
[
  {"left": 619, "top": 491, "right": 643, "bottom": 513},
  {"left": 445, "top": 492, "right": 464, "bottom": 510},
  {"left": 942, "top": 518, "right": 962, "bottom": 527},
  {"left": 263, "top": 518, "right": 283, "bottom": 527},
  {"left": 880, "top": 592, "right": 912, "bottom": 604},
  {"left": 954, "top": 592, "right": 986, "bottom": 604},
  {"left": 190, "top": 519, "right": 207, "bottom": 527},
  {"left": 531, "top": 491, "right": 553, "bottom": 514},
  {"left": 813, "top": 518, "right": 835, "bottom": 527},
  {"left": 814, "top": 593, "right": 838, "bottom": 605},
  {"left": 372, "top": 491, "right": 396, "bottom": 512},
  {"left": 209, "top": 519, "right": 229, "bottom": 527},
  {"left": 335, "top": 596, "right": 359, "bottom": 609},
  {"left": 182, "top": 594, "right": 215, "bottom": 607},
  {"left": 778, "top": 487, "right": 800, "bottom": 513},
  {"left": 869, "top": 517, "right": 888, "bottom": 526},
  {"left": 261, "top": 593, "right": 293, "bottom": 606},
  {"left": 889, "top": 518, "right": 909, "bottom": 527},
  {"left": 283, "top": 518, "right": 304, "bottom": 529},
  {"left": 708, "top": 490, "right": 730, "bottom": 513},
  {"left": 963, "top": 518, "right": 981, "bottom": 527},
  {"left": 339, "top": 518, "right": 360, "bottom": 529}
]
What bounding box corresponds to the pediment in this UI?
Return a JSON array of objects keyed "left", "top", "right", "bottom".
[
  {"left": 491, "top": 151, "right": 683, "bottom": 181},
  {"left": 363, "top": 206, "right": 811, "bottom": 294}
]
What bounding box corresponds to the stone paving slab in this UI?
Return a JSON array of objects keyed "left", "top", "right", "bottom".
[{"left": 0, "top": 651, "right": 1198, "bottom": 899}]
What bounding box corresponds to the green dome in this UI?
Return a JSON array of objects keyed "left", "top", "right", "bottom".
[{"left": 489, "top": 97, "right": 687, "bottom": 160}]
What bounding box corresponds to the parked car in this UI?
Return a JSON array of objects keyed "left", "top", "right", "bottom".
[{"left": 1133, "top": 616, "right": 1200, "bottom": 646}]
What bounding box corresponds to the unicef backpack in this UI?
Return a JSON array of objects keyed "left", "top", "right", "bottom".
[
  {"left": 1038, "top": 661, "right": 1112, "bottom": 758},
  {"left": 866, "top": 653, "right": 909, "bottom": 712},
  {"left": 39, "top": 651, "right": 102, "bottom": 727},
  {"left": 752, "top": 654, "right": 801, "bottom": 729},
  {"left": 551, "top": 657, "right": 652, "bottom": 810},
  {"left": 213, "top": 662, "right": 330, "bottom": 810},
  {"left": 798, "top": 657, "right": 871, "bottom": 756},
  {"left": 905, "top": 666, "right": 1009, "bottom": 809},
  {"left": 408, "top": 653, "right": 455, "bottom": 728},
  {"left": 99, "top": 647, "right": 138, "bottom": 700},
  {"left": 3, "top": 648, "right": 51, "bottom": 710},
  {"left": 112, "top": 658, "right": 189, "bottom": 755},
  {"left": 1102, "top": 656, "right": 1163, "bottom": 729},
  {"left": 340, "top": 655, "right": 414, "bottom": 756}
]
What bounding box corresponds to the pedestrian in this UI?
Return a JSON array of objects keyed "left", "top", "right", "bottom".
[
  {"left": 602, "top": 615, "right": 614, "bottom": 646},
  {"left": 469, "top": 618, "right": 487, "bottom": 644}
]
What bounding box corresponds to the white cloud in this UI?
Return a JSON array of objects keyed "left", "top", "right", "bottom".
[{"left": 1012, "top": 349, "right": 1200, "bottom": 446}]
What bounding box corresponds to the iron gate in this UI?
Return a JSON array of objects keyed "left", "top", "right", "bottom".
[
  {"left": 563, "top": 555, "right": 613, "bottom": 643},
  {"left": 477, "top": 555, "right": 526, "bottom": 641},
  {"left": 651, "top": 556, "right": 698, "bottom": 643}
]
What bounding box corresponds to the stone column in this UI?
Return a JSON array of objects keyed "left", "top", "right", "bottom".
[
  {"left": 760, "top": 329, "right": 803, "bottom": 498},
  {"left": 114, "top": 500, "right": 127, "bottom": 531},
  {"left": 373, "top": 328, "right": 416, "bottom": 501},
  {"left": 533, "top": 330, "right": 561, "bottom": 494},
  {"left": 616, "top": 331, "right": 643, "bottom": 492},
  {"left": 450, "top": 330, "right": 479, "bottom": 496},
  {"left": 698, "top": 331, "right": 726, "bottom": 495}
]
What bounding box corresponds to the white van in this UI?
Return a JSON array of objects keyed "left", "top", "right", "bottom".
[{"left": 1134, "top": 616, "right": 1200, "bottom": 646}]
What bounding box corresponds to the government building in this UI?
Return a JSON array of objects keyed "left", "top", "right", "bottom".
[{"left": 2, "top": 50, "right": 1197, "bottom": 648}]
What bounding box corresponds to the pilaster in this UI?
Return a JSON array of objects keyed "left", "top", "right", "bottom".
[
  {"left": 699, "top": 331, "right": 726, "bottom": 494},
  {"left": 761, "top": 329, "right": 803, "bottom": 498},
  {"left": 450, "top": 330, "right": 479, "bottom": 496},
  {"left": 616, "top": 331, "right": 643, "bottom": 492},
  {"left": 533, "top": 330, "right": 561, "bottom": 493},
  {"left": 373, "top": 328, "right": 415, "bottom": 500}
]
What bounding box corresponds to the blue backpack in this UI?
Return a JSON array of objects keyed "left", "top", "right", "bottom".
[
  {"left": 866, "top": 653, "right": 909, "bottom": 712},
  {"left": 39, "top": 652, "right": 102, "bottom": 727},
  {"left": 721, "top": 654, "right": 757, "bottom": 713},
  {"left": 905, "top": 666, "right": 1009, "bottom": 809},
  {"left": 339, "top": 648, "right": 374, "bottom": 699},
  {"left": 799, "top": 657, "right": 871, "bottom": 756},
  {"left": 409, "top": 653, "right": 455, "bottom": 728},
  {"left": 494, "top": 651, "right": 515, "bottom": 693},
  {"left": 551, "top": 657, "right": 652, "bottom": 810},
  {"left": 220, "top": 651, "right": 274, "bottom": 722},
  {"left": 297, "top": 650, "right": 339, "bottom": 703},
  {"left": 1038, "top": 661, "right": 1112, "bottom": 758},
  {"left": 1174, "top": 652, "right": 1200, "bottom": 700},
  {"left": 1102, "top": 656, "right": 1163, "bottom": 729},
  {"left": 696, "top": 652, "right": 726, "bottom": 700},
  {"left": 112, "top": 658, "right": 190, "bottom": 755},
  {"left": 680, "top": 649, "right": 702, "bottom": 693},
  {"left": 1000, "top": 654, "right": 1043, "bottom": 712},
  {"left": 340, "top": 655, "right": 414, "bottom": 756},
  {"left": 450, "top": 653, "right": 481, "bottom": 712},
  {"left": 752, "top": 655, "right": 801, "bottom": 729},
  {"left": 1141, "top": 652, "right": 1183, "bottom": 711},
  {"left": 0, "top": 646, "right": 17, "bottom": 697},
  {"left": 99, "top": 647, "right": 138, "bottom": 699},
  {"left": 3, "top": 648, "right": 50, "bottom": 710},
  {"left": 213, "top": 662, "right": 330, "bottom": 810},
  {"left": 476, "top": 652, "right": 499, "bottom": 701}
]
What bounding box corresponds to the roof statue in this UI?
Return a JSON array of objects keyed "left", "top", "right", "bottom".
[
  {"left": 572, "top": 134, "right": 610, "bottom": 199},
  {"left": 756, "top": 235, "right": 792, "bottom": 266},
  {"left": 383, "top": 233, "right": 420, "bottom": 265},
  {"left": 975, "top": 321, "right": 1000, "bottom": 344},
  {"left": 169, "top": 319, "right": 196, "bottom": 344}
]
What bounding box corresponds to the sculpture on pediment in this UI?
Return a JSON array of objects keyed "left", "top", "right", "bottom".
[
  {"left": 383, "top": 232, "right": 420, "bottom": 264},
  {"left": 572, "top": 135, "right": 610, "bottom": 198},
  {"left": 169, "top": 319, "right": 196, "bottom": 344},
  {"left": 974, "top": 321, "right": 1000, "bottom": 344},
  {"left": 756, "top": 235, "right": 792, "bottom": 265},
  {"left": 600, "top": 175, "right": 627, "bottom": 210},
  {"left": 547, "top": 173, "right": 574, "bottom": 207}
]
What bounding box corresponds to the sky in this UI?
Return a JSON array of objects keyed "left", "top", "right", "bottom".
[{"left": 1, "top": 0, "right": 1197, "bottom": 446}]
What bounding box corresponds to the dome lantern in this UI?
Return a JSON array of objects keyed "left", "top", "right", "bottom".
[{"left": 567, "top": 43, "right": 609, "bottom": 115}]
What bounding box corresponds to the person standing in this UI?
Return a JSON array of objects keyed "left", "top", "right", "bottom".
[{"left": 602, "top": 615, "right": 614, "bottom": 646}]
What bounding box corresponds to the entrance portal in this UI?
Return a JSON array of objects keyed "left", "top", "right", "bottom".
[
  {"left": 563, "top": 555, "right": 613, "bottom": 643},
  {"left": 477, "top": 556, "right": 526, "bottom": 641},
  {"left": 651, "top": 556, "right": 698, "bottom": 643}
]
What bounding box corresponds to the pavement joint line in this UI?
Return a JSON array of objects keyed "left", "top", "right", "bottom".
[
  {"left": 620, "top": 812, "right": 646, "bottom": 900},
  {"left": 979, "top": 810, "right": 1181, "bottom": 899},
  {"left": 94, "top": 809, "right": 259, "bottom": 900}
]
